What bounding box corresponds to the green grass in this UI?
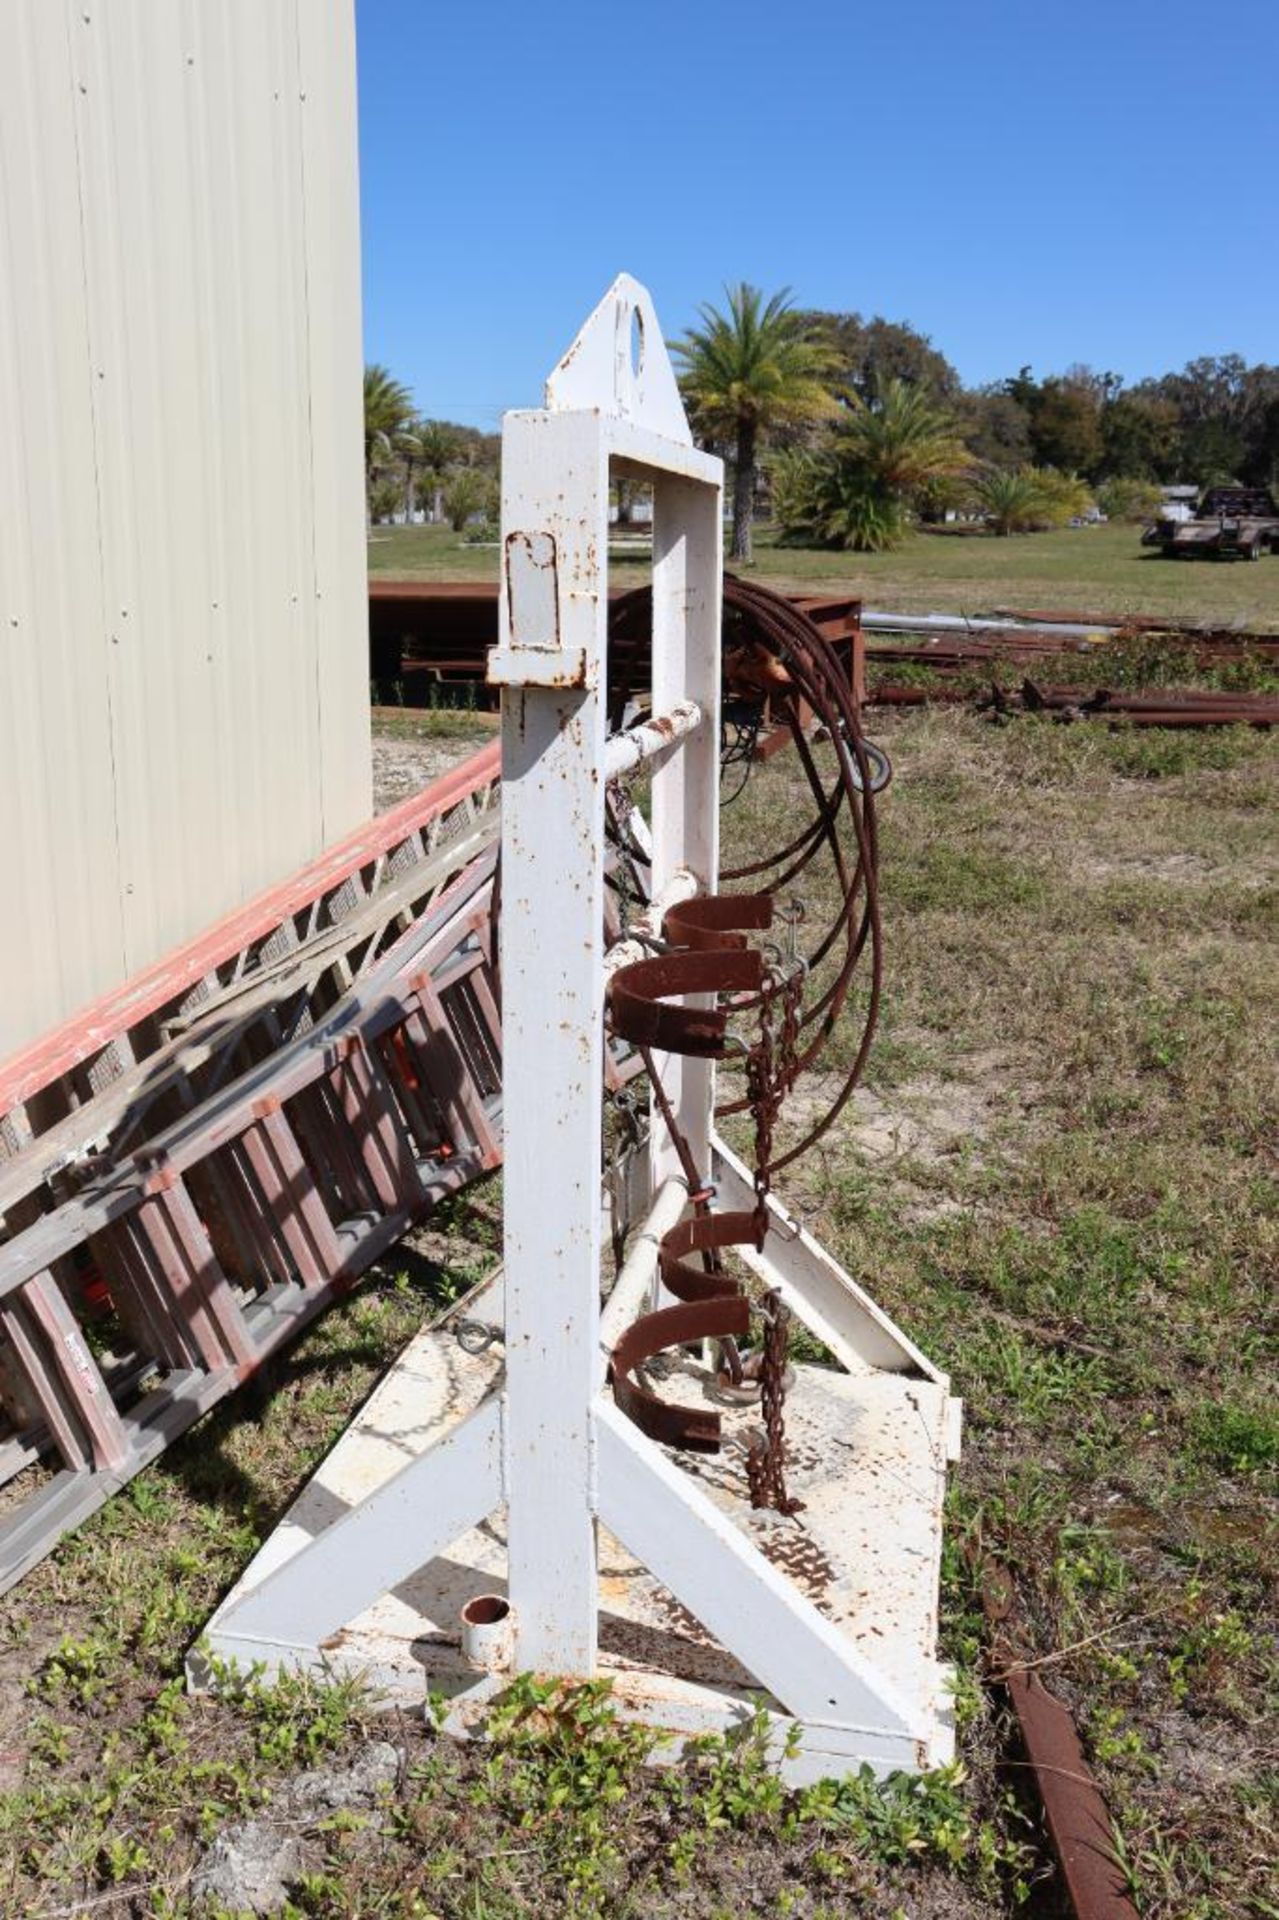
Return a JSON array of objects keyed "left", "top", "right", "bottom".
[
  {"left": 369, "top": 704, "right": 497, "bottom": 742},
  {"left": 722, "top": 711, "right": 1278, "bottom": 1920},
  {"left": 370, "top": 520, "right": 1279, "bottom": 630},
  {"left": 0, "top": 712, "right": 1275, "bottom": 1917}
]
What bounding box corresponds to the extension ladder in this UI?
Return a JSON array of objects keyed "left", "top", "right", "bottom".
[{"left": 0, "top": 749, "right": 505, "bottom": 1591}]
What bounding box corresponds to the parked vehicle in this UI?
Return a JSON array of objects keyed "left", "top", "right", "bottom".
[{"left": 1143, "top": 485, "right": 1279, "bottom": 559}]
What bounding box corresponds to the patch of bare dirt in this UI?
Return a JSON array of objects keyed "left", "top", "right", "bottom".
[
  {"left": 783, "top": 1052, "right": 1029, "bottom": 1169},
  {"left": 770, "top": 1051, "right": 1038, "bottom": 1225},
  {"left": 851, "top": 1073, "right": 1000, "bottom": 1167},
  {"left": 371, "top": 733, "right": 485, "bottom": 813},
  {"left": 1082, "top": 850, "right": 1215, "bottom": 883}
]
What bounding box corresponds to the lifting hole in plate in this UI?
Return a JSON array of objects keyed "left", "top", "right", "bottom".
[{"left": 629, "top": 307, "right": 644, "bottom": 379}]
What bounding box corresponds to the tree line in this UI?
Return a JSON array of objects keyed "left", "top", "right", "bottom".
[
  {"left": 363, "top": 365, "right": 499, "bottom": 533},
  {"left": 365, "top": 290, "right": 1279, "bottom": 560},
  {"left": 673, "top": 287, "right": 1279, "bottom": 559}
]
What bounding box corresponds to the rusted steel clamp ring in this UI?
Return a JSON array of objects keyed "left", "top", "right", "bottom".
[
  {"left": 608, "top": 949, "right": 763, "bottom": 1057},
  {"left": 662, "top": 892, "right": 773, "bottom": 952},
  {"left": 608, "top": 890, "right": 783, "bottom": 1450},
  {"left": 659, "top": 1211, "right": 770, "bottom": 1296},
  {"left": 608, "top": 892, "right": 776, "bottom": 1058},
  {"left": 609, "top": 1210, "right": 767, "bottom": 1450},
  {"left": 610, "top": 1296, "right": 752, "bottom": 1451}
]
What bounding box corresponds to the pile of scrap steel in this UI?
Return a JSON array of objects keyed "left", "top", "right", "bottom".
[
  {"left": 865, "top": 613, "right": 1278, "bottom": 729},
  {"left": 999, "top": 681, "right": 1279, "bottom": 728},
  {"left": 872, "top": 675, "right": 1278, "bottom": 730},
  {"left": 990, "top": 603, "right": 1279, "bottom": 642},
  {"left": 867, "top": 625, "right": 1279, "bottom": 677}
]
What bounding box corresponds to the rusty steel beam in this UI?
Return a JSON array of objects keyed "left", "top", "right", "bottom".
[
  {"left": 368, "top": 579, "right": 865, "bottom": 715},
  {"left": 980, "top": 1560, "right": 1139, "bottom": 1920},
  {"left": 867, "top": 678, "right": 1279, "bottom": 729}
]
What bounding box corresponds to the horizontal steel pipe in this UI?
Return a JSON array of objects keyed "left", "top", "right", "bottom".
[
  {"left": 603, "top": 867, "right": 701, "bottom": 979},
  {"left": 603, "top": 700, "right": 703, "bottom": 779},
  {"left": 598, "top": 1175, "right": 690, "bottom": 1371}
]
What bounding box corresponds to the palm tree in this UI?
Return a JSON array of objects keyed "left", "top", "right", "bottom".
[
  {"left": 772, "top": 379, "right": 970, "bottom": 552},
  {"left": 412, "top": 419, "right": 464, "bottom": 524},
  {"left": 673, "top": 285, "right": 837, "bottom": 562},
  {"left": 974, "top": 467, "right": 1044, "bottom": 536},
  {"left": 363, "top": 364, "right": 415, "bottom": 527},
  {"left": 831, "top": 379, "right": 970, "bottom": 500},
  {"left": 973, "top": 465, "right": 1094, "bottom": 534}
]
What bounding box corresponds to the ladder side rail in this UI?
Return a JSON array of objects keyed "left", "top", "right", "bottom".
[
  {"left": 0, "top": 865, "right": 498, "bottom": 1304},
  {"left": 0, "top": 744, "right": 501, "bottom": 1140}
]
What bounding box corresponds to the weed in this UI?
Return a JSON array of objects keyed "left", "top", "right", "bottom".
[
  {"left": 202, "top": 1651, "right": 376, "bottom": 1767},
  {"left": 1187, "top": 1401, "right": 1279, "bottom": 1476},
  {"left": 34, "top": 1630, "right": 121, "bottom": 1709},
  {"left": 481, "top": 1675, "right": 659, "bottom": 1902}
]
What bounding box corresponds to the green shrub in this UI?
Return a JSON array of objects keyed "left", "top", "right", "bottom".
[
  {"left": 771, "top": 378, "right": 970, "bottom": 552},
  {"left": 973, "top": 464, "right": 1094, "bottom": 533},
  {"left": 1097, "top": 476, "right": 1164, "bottom": 522},
  {"left": 442, "top": 467, "right": 498, "bottom": 533}
]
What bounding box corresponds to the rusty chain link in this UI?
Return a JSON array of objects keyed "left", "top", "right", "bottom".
[
  {"left": 745, "top": 1288, "right": 802, "bottom": 1514},
  {"left": 742, "top": 959, "right": 806, "bottom": 1513}
]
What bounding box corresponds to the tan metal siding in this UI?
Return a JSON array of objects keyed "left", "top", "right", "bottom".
[{"left": 0, "top": 0, "right": 370, "bottom": 1059}]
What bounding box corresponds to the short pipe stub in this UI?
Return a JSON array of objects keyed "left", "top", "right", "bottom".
[{"left": 460, "top": 1593, "right": 513, "bottom": 1672}]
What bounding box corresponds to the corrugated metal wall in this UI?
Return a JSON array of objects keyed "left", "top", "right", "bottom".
[{"left": 0, "top": 0, "right": 371, "bottom": 1058}]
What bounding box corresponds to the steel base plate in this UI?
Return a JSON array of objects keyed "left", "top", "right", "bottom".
[{"left": 201, "top": 1288, "right": 956, "bottom": 1776}]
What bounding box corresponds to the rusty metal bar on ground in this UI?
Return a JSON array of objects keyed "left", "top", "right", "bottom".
[
  {"left": 979, "top": 1558, "right": 1139, "bottom": 1920},
  {"left": 867, "top": 678, "right": 1279, "bottom": 729}
]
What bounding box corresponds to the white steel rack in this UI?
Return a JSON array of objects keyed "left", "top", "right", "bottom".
[{"left": 197, "top": 276, "right": 960, "bottom": 1781}]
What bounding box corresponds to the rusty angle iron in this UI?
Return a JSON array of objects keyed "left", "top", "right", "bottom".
[{"left": 980, "top": 1559, "right": 1140, "bottom": 1920}]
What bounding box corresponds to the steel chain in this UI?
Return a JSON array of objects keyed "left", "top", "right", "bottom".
[
  {"left": 743, "top": 960, "right": 807, "bottom": 1514},
  {"left": 745, "top": 1288, "right": 802, "bottom": 1514}
]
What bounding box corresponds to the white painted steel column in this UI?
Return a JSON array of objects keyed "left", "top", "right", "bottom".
[
  {"left": 495, "top": 410, "right": 609, "bottom": 1676},
  {"left": 648, "top": 475, "right": 723, "bottom": 1195}
]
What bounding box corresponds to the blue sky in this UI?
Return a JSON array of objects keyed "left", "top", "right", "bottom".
[{"left": 356, "top": 0, "right": 1278, "bottom": 430}]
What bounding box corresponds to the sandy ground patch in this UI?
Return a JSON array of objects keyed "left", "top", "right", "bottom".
[{"left": 371, "top": 731, "right": 487, "bottom": 812}]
